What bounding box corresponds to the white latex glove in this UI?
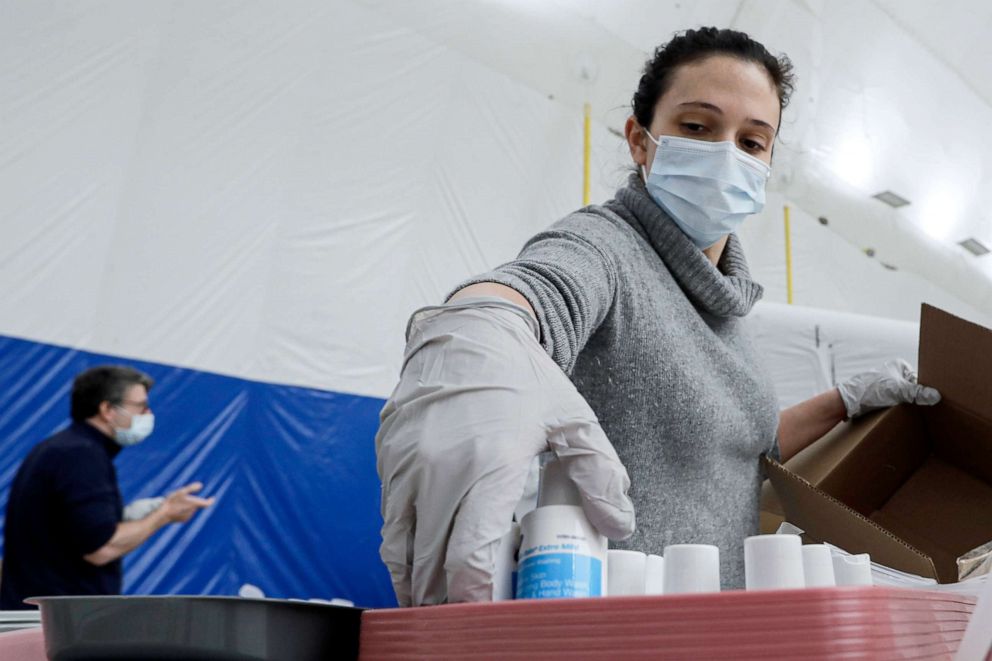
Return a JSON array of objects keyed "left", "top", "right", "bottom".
[
  {"left": 837, "top": 359, "right": 941, "bottom": 419},
  {"left": 376, "top": 297, "right": 635, "bottom": 606},
  {"left": 122, "top": 496, "right": 165, "bottom": 522}
]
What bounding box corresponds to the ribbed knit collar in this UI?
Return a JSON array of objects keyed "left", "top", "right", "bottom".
[{"left": 614, "top": 173, "right": 763, "bottom": 317}]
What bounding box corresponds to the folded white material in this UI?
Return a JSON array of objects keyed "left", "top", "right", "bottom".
[{"left": 122, "top": 496, "right": 165, "bottom": 521}]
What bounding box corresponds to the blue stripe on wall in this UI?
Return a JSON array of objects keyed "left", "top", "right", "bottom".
[{"left": 0, "top": 334, "right": 397, "bottom": 607}]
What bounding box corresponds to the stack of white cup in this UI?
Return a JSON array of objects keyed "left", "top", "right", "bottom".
[
  {"left": 744, "top": 534, "right": 806, "bottom": 590},
  {"left": 606, "top": 544, "right": 723, "bottom": 596},
  {"left": 743, "top": 535, "right": 875, "bottom": 590},
  {"left": 802, "top": 544, "right": 837, "bottom": 587},
  {"left": 644, "top": 554, "right": 665, "bottom": 595},
  {"left": 603, "top": 552, "right": 667, "bottom": 595},
  {"left": 832, "top": 552, "right": 873, "bottom": 586},
  {"left": 594, "top": 537, "right": 875, "bottom": 597},
  {"left": 663, "top": 544, "right": 721, "bottom": 594},
  {"left": 607, "top": 550, "right": 647, "bottom": 596}
]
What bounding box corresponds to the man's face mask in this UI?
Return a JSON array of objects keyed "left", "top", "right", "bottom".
[
  {"left": 113, "top": 406, "right": 155, "bottom": 447},
  {"left": 640, "top": 131, "right": 770, "bottom": 249}
]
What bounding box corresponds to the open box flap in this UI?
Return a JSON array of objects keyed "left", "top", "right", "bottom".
[
  {"left": 763, "top": 457, "right": 937, "bottom": 580},
  {"left": 760, "top": 410, "right": 889, "bottom": 518},
  {"left": 919, "top": 304, "right": 992, "bottom": 423},
  {"left": 781, "top": 410, "right": 890, "bottom": 485}
]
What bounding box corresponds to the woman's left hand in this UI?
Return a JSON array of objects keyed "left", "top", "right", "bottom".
[{"left": 837, "top": 359, "right": 941, "bottom": 419}]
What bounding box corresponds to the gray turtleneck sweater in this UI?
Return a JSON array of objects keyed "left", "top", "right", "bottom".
[{"left": 456, "top": 174, "right": 780, "bottom": 589}]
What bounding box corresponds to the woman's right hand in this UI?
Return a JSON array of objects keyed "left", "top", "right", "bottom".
[{"left": 375, "top": 296, "right": 634, "bottom": 606}]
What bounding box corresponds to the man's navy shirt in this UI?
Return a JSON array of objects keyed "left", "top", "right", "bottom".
[{"left": 1, "top": 421, "right": 123, "bottom": 609}]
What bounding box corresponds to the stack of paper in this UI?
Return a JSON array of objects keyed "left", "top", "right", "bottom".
[{"left": 361, "top": 587, "right": 977, "bottom": 659}]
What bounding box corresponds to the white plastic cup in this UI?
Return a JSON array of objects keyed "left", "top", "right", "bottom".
[
  {"left": 802, "top": 544, "right": 837, "bottom": 588},
  {"left": 607, "top": 550, "right": 647, "bottom": 596},
  {"left": 516, "top": 505, "right": 607, "bottom": 599},
  {"left": 644, "top": 554, "right": 665, "bottom": 595},
  {"left": 744, "top": 534, "right": 805, "bottom": 591},
  {"left": 662, "top": 544, "right": 721, "bottom": 594},
  {"left": 832, "top": 553, "right": 873, "bottom": 586}
]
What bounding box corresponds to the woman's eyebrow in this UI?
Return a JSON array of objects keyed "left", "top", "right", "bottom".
[
  {"left": 747, "top": 118, "right": 776, "bottom": 132},
  {"left": 678, "top": 101, "right": 723, "bottom": 113},
  {"left": 677, "top": 101, "right": 775, "bottom": 132}
]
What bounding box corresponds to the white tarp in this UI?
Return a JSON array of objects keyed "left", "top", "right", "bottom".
[
  {"left": 1, "top": 0, "right": 989, "bottom": 401},
  {"left": 749, "top": 301, "right": 920, "bottom": 408}
]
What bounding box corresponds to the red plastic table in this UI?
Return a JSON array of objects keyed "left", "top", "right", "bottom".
[
  {"left": 360, "top": 587, "right": 978, "bottom": 660},
  {"left": 1, "top": 587, "right": 981, "bottom": 660}
]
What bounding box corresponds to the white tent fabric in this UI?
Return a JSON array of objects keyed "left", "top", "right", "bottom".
[
  {"left": 737, "top": 191, "right": 989, "bottom": 326},
  {"left": 749, "top": 302, "right": 920, "bottom": 408},
  {"left": 1, "top": 0, "right": 989, "bottom": 402}
]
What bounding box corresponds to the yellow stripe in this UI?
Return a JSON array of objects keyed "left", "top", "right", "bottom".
[
  {"left": 583, "top": 103, "right": 591, "bottom": 206},
  {"left": 784, "top": 204, "right": 794, "bottom": 305}
]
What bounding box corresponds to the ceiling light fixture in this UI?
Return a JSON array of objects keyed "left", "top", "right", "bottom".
[
  {"left": 872, "top": 190, "right": 911, "bottom": 208},
  {"left": 959, "top": 237, "right": 990, "bottom": 257}
]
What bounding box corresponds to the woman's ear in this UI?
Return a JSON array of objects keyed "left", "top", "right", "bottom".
[{"left": 624, "top": 116, "right": 649, "bottom": 168}]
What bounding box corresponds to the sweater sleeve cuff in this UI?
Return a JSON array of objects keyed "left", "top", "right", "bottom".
[{"left": 445, "top": 271, "right": 555, "bottom": 359}]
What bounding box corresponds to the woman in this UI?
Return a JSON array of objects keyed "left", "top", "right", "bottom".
[{"left": 375, "top": 27, "right": 939, "bottom": 606}]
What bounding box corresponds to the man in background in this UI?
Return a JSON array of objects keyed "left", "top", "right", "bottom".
[{"left": 0, "top": 365, "right": 214, "bottom": 609}]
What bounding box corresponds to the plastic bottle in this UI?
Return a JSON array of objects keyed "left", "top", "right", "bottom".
[{"left": 515, "top": 454, "right": 608, "bottom": 599}]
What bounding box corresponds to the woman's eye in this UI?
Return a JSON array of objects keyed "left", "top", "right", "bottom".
[
  {"left": 681, "top": 122, "right": 707, "bottom": 133},
  {"left": 741, "top": 139, "right": 766, "bottom": 152}
]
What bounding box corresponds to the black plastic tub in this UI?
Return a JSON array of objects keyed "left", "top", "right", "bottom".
[{"left": 26, "top": 595, "right": 363, "bottom": 661}]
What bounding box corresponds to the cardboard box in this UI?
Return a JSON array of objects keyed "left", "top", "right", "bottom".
[{"left": 761, "top": 304, "right": 992, "bottom": 583}]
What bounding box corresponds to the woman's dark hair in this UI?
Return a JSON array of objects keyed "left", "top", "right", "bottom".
[
  {"left": 71, "top": 365, "right": 154, "bottom": 421},
  {"left": 632, "top": 27, "right": 795, "bottom": 130}
]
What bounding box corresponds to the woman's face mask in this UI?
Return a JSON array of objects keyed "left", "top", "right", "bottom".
[{"left": 641, "top": 130, "right": 771, "bottom": 249}]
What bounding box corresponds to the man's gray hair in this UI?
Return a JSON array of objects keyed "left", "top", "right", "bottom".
[{"left": 71, "top": 365, "right": 154, "bottom": 422}]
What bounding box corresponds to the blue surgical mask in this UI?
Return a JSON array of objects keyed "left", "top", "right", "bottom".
[
  {"left": 113, "top": 407, "right": 155, "bottom": 447},
  {"left": 641, "top": 132, "right": 770, "bottom": 249}
]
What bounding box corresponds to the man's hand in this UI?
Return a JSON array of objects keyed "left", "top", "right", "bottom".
[
  {"left": 376, "top": 297, "right": 634, "bottom": 606},
  {"left": 837, "top": 359, "right": 941, "bottom": 419},
  {"left": 83, "top": 482, "right": 215, "bottom": 566},
  {"left": 159, "top": 482, "right": 215, "bottom": 523}
]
